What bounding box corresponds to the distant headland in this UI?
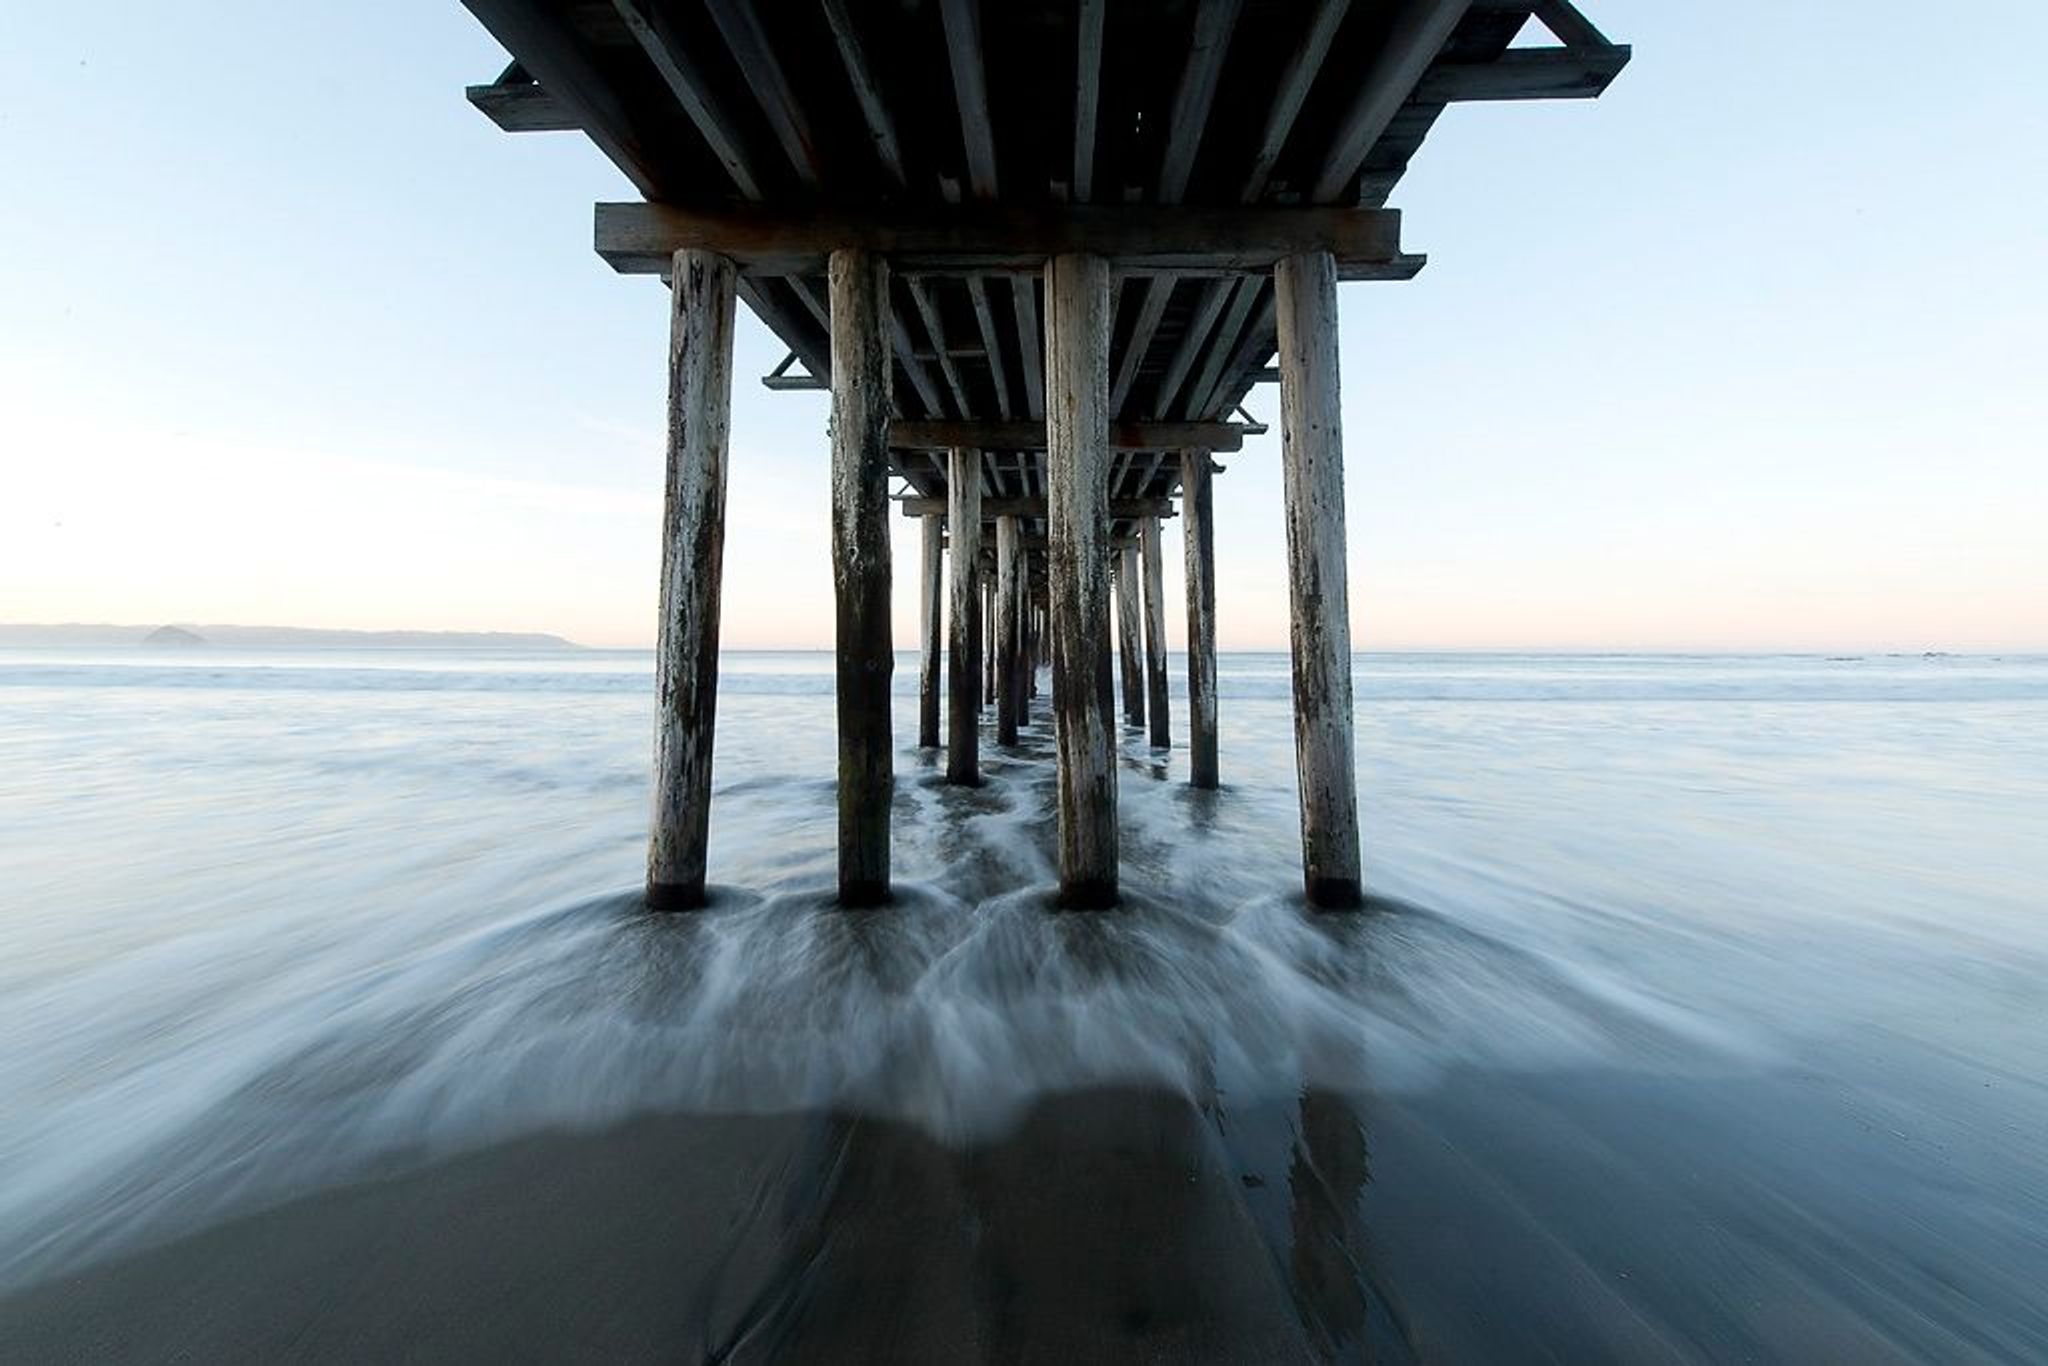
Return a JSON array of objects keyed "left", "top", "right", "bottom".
[{"left": 0, "top": 624, "right": 583, "bottom": 650}]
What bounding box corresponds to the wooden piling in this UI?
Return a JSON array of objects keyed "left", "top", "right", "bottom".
[
  {"left": 1033, "top": 596, "right": 1045, "bottom": 697},
  {"left": 1116, "top": 543, "right": 1144, "bottom": 727},
  {"left": 1046, "top": 252, "right": 1117, "bottom": 907},
  {"left": 983, "top": 570, "right": 997, "bottom": 707},
  {"left": 1141, "top": 514, "right": 1171, "bottom": 750},
  {"left": 947, "top": 445, "right": 983, "bottom": 785},
  {"left": 1275, "top": 249, "right": 1362, "bottom": 909},
  {"left": 918, "top": 513, "right": 943, "bottom": 750},
  {"left": 996, "top": 514, "right": 1023, "bottom": 745},
  {"left": 1096, "top": 565, "right": 1117, "bottom": 736},
  {"left": 647, "top": 248, "right": 736, "bottom": 911},
  {"left": 1015, "top": 568, "right": 1032, "bottom": 727},
  {"left": 1181, "top": 448, "right": 1219, "bottom": 789},
  {"left": 830, "top": 246, "right": 894, "bottom": 907}
]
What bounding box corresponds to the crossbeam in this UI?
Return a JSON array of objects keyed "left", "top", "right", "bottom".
[
  {"left": 897, "top": 496, "right": 1173, "bottom": 519},
  {"left": 889, "top": 419, "right": 1244, "bottom": 452},
  {"left": 466, "top": 65, "right": 577, "bottom": 132},
  {"left": 1416, "top": 47, "right": 1630, "bottom": 102},
  {"left": 597, "top": 202, "right": 1420, "bottom": 280}
]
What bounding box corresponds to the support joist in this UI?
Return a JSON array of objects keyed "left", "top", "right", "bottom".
[
  {"left": 1311, "top": 0, "right": 1473, "bottom": 204},
  {"left": 889, "top": 419, "right": 1244, "bottom": 453},
  {"left": 596, "top": 202, "right": 1417, "bottom": 280},
  {"left": 465, "top": 65, "right": 577, "bottom": 133},
  {"left": 1415, "top": 47, "right": 1630, "bottom": 102},
  {"left": 898, "top": 496, "right": 1172, "bottom": 520}
]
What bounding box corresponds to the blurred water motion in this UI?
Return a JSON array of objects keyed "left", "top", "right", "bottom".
[{"left": 1, "top": 649, "right": 2044, "bottom": 1359}]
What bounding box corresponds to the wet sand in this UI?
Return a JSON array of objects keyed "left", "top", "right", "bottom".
[
  {"left": 0, "top": 1088, "right": 1342, "bottom": 1363},
  {"left": 11, "top": 1056, "right": 2047, "bottom": 1362}
]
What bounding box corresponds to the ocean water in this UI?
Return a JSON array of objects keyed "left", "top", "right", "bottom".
[{"left": 2, "top": 648, "right": 2045, "bottom": 1358}]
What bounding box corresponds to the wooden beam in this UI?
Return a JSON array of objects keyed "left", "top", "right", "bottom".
[
  {"left": 1531, "top": 0, "right": 1613, "bottom": 51},
  {"left": 907, "top": 277, "right": 971, "bottom": 418},
  {"left": 612, "top": 0, "right": 765, "bottom": 199},
  {"left": 889, "top": 419, "right": 1243, "bottom": 453},
  {"left": 1415, "top": 46, "right": 1630, "bottom": 102},
  {"left": 761, "top": 350, "right": 825, "bottom": 392},
  {"left": 896, "top": 495, "right": 1173, "bottom": 519},
  {"left": 889, "top": 313, "right": 946, "bottom": 419},
  {"left": 1109, "top": 278, "right": 1175, "bottom": 416},
  {"left": 1241, "top": 0, "right": 1351, "bottom": 201},
  {"left": 465, "top": 65, "right": 577, "bottom": 133},
  {"left": 1276, "top": 250, "right": 1361, "bottom": 908},
  {"left": 1310, "top": 0, "right": 1473, "bottom": 204},
  {"left": 1198, "top": 292, "right": 1279, "bottom": 420},
  {"left": 703, "top": 0, "right": 823, "bottom": 189},
  {"left": 1122, "top": 450, "right": 1165, "bottom": 500},
  {"left": 947, "top": 446, "right": 983, "bottom": 785},
  {"left": 736, "top": 279, "right": 830, "bottom": 389},
  {"left": 819, "top": 0, "right": 908, "bottom": 186},
  {"left": 1151, "top": 281, "right": 1231, "bottom": 418},
  {"left": 1157, "top": 0, "right": 1242, "bottom": 203},
  {"left": 1181, "top": 276, "right": 1263, "bottom": 419},
  {"left": 965, "top": 277, "right": 1012, "bottom": 419},
  {"left": 940, "top": 0, "right": 998, "bottom": 199},
  {"left": 461, "top": 0, "right": 677, "bottom": 199},
  {"left": 830, "top": 248, "right": 894, "bottom": 906},
  {"left": 1009, "top": 278, "right": 1044, "bottom": 418},
  {"left": 647, "top": 249, "right": 735, "bottom": 910},
  {"left": 595, "top": 202, "right": 1416, "bottom": 279},
  {"left": 1047, "top": 253, "right": 1117, "bottom": 907},
  {"left": 1072, "top": 0, "right": 1105, "bottom": 202}
]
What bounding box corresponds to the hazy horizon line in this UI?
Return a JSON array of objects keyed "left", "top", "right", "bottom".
[{"left": 2, "top": 623, "right": 2041, "bottom": 658}]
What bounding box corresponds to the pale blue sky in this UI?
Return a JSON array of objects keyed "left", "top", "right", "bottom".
[{"left": 2, "top": 2, "right": 2042, "bottom": 649}]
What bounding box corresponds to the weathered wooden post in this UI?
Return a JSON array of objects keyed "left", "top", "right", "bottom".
[
  {"left": 831, "top": 247, "right": 894, "bottom": 907},
  {"left": 1116, "top": 543, "right": 1144, "bottom": 727},
  {"left": 983, "top": 571, "right": 997, "bottom": 707},
  {"left": 647, "top": 248, "right": 735, "bottom": 911},
  {"left": 1046, "top": 252, "right": 1117, "bottom": 907},
  {"left": 996, "top": 513, "right": 1023, "bottom": 745},
  {"left": 1141, "top": 514, "right": 1172, "bottom": 749},
  {"left": 1033, "top": 595, "right": 1045, "bottom": 697},
  {"left": 947, "top": 445, "right": 983, "bottom": 785},
  {"left": 1014, "top": 564, "right": 1032, "bottom": 728},
  {"left": 1181, "top": 448, "right": 1219, "bottom": 789},
  {"left": 918, "top": 513, "right": 943, "bottom": 750},
  {"left": 1275, "top": 250, "right": 1362, "bottom": 909}
]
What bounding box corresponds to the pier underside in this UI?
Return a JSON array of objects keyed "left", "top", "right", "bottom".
[{"left": 458, "top": 0, "right": 1628, "bottom": 906}]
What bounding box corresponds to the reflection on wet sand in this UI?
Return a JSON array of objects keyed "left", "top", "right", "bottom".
[
  {"left": 1286, "top": 1088, "right": 1383, "bottom": 1363},
  {"left": 0, "top": 1086, "right": 1399, "bottom": 1363}
]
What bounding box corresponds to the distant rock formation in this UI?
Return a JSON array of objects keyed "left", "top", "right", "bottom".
[{"left": 0, "top": 624, "right": 582, "bottom": 649}]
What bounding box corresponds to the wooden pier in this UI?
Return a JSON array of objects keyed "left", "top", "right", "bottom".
[{"left": 460, "top": 0, "right": 1628, "bottom": 910}]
